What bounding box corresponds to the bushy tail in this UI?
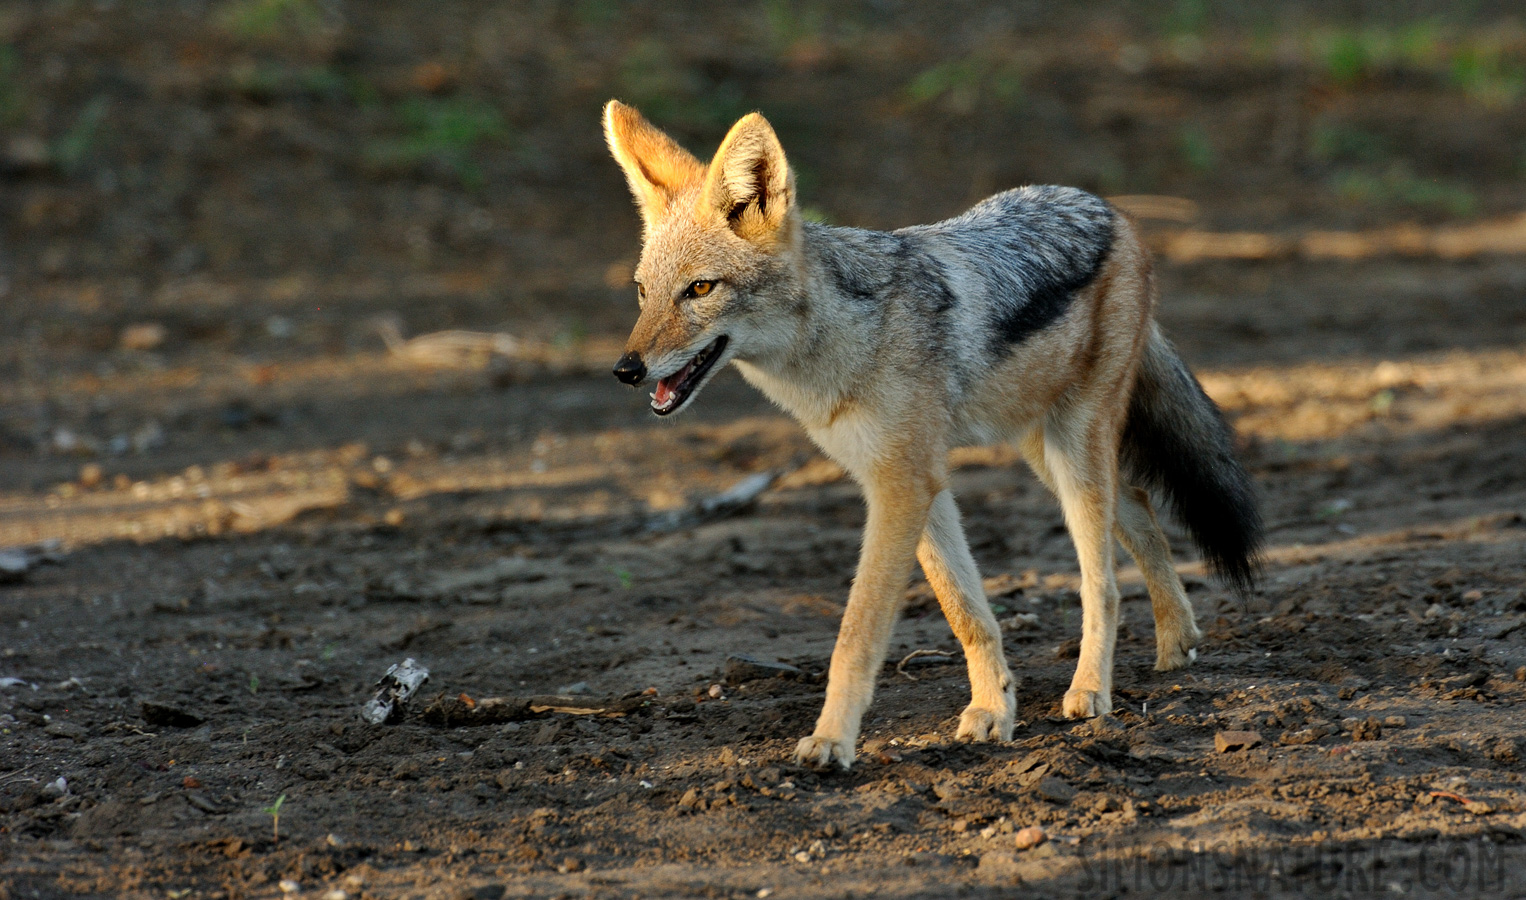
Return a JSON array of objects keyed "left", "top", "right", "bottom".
[{"left": 1121, "top": 326, "right": 1264, "bottom": 594}]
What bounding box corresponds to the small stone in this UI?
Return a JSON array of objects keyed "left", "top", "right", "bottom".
[
  {"left": 1516, "top": 667, "right": 1525, "bottom": 683},
  {"left": 1214, "top": 730, "right": 1262, "bottom": 753},
  {"left": 321, "top": 891, "right": 349, "bottom": 900},
  {"left": 707, "top": 683, "right": 724, "bottom": 699},
  {"left": 1462, "top": 800, "right": 1495, "bottom": 815},
  {"left": 78, "top": 463, "right": 104, "bottom": 489},
  {"left": 557, "top": 857, "right": 585, "bottom": 873},
  {"left": 1383, "top": 715, "right": 1408, "bottom": 728},
  {"left": 1280, "top": 728, "right": 1322, "bottom": 746},
  {"left": 278, "top": 880, "right": 300, "bottom": 894},
  {"left": 554, "top": 681, "right": 589, "bottom": 695},
  {"left": 1013, "top": 825, "right": 1046, "bottom": 850},
  {"left": 794, "top": 850, "right": 812, "bottom": 863},
  {"left": 932, "top": 780, "right": 964, "bottom": 801},
  {"left": 1351, "top": 718, "right": 1383, "bottom": 741},
  {"left": 120, "top": 322, "right": 168, "bottom": 352},
  {"left": 44, "top": 721, "right": 88, "bottom": 741},
  {"left": 1033, "top": 776, "right": 1076, "bottom": 805},
  {"left": 1006, "top": 612, "right": 1040, "bottom": 630},
  {"left": 1462, "top": 589, "right": 1484, "bottom": 602}
]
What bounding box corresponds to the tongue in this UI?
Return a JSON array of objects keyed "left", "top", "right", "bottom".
[
  {"left": 653, "top": 357, "right": 697, "bottom": 410},
  {"left": 654, "top": 377, "right": 677, "bottom": 407}
]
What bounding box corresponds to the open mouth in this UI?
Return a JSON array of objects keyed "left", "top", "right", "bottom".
[{"left": 651, "top": 336, "right": 728, "bottom": 416}]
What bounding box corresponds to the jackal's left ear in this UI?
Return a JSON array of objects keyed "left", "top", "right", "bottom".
[
  {"left": 604, "top": 100, "right": 705, "bottom": 232},
  {"left": 702, "top": 113, "right": 796, "bottom": 245}
]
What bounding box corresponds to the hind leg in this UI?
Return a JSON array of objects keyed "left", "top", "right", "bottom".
[
  {"left": 917, "top": 490, "right": 1015, "bottom": 742},
  {"left": 1115, "top": 484, "right": 1201, "bottom": 671},
  {"left": 1022, "top": 426, "right": 1121, "bottom": 719}
]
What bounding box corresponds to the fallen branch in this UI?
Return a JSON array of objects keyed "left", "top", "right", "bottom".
[
  {"left": 895, "top": 649, "right": 956, "bottom": 682},
  {"left": 373, "top": 317, "right": 519, "bottom": 367},
  {"left": 420, "top": 693, "right": 651, "bottom": 727}
]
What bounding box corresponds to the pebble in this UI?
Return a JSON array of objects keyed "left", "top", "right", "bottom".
[
  {"left": 120, "top": 322, "right": 167, "bottom": 351},
  {"left": 1214, "top": 730, "right": 1262, "bottom": 753},
  {"left": 1350, "top": 717, "right": 1383, "bottom": 741},
  {"left": 707, "top": 683, "right": 724, "bottom": 699},
  {"left": 1014, "top": 825, "right": 1046, "bottom": 850},
  {"left": 44, "top": 721, "right": 88, "bottom": 742}
]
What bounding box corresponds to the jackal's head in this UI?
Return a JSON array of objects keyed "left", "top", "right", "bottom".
[{"left": 603, "top": 100, "right": 801, "bottom": 416}]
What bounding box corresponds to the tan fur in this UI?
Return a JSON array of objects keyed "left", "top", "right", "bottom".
[{"left": 604, "top": 102, "right": 1204, "bottom": 770}]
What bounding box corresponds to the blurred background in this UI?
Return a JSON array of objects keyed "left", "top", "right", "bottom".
[{"left": 3, "top": 0, "right": 1525, "bottom": 534}]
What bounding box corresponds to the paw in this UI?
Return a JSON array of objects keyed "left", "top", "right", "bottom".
[
  {"left": 794, "top": 734, "right": 855, "bottom": 771},
  {"left": 1062, "top": 688, "right": 1112, "bottom": 719},
  {"left": 1155, "top": 623, "right": 1203, "bottom": 672},
  {"left": 956, "top": 703, "right": 1015, "bottom": 742}
]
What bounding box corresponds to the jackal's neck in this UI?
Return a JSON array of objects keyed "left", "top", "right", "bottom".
[{"left": 733, "top": 222, "right": 904, "bottom": 428}]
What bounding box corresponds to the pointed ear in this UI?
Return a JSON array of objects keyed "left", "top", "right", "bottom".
[
  {"left": 702, "top": 112, "right": 796, "bottom": 244},
  {"left": 603, "top": 100, "right": 705, "bottom": 232}
]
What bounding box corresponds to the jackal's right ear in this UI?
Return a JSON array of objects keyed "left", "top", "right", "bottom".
[
  {"left": 702, "top": 112, "right": 796, "bottom": 246},
  {"left": 604, "top": 100, "right": 705, "bottom": 232}
]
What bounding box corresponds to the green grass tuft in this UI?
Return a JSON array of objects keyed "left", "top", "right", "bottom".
[{"left": 364, "top": 96, "right": 509, "bottom": 190}]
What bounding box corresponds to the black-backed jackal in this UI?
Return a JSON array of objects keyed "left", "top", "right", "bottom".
[{"left": 603, "top": 101, "right": 1263, "bottom": 770}]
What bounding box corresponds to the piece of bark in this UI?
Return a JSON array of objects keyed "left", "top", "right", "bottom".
[
  {"left": 420, "top": 693, "right": 650, "bottom": 727},
  {"left": 361, "top": 658, "right": 430, "bottom": 724}
]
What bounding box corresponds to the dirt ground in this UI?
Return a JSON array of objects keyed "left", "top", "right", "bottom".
[{"left": 3, "top": 3, "right": 1526, "bottom": 899}]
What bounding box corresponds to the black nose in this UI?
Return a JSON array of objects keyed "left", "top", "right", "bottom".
[{"left": 612, "top": 351, "right": 646, "bottom": 385}]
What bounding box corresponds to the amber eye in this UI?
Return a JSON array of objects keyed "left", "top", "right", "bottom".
[
  {"left": 636, "top": 283, "right": 646, "bottom": 303},
  {"left": 687, "top": 280, "right": 715, "bottom": 298}
]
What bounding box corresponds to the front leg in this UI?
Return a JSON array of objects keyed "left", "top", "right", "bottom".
[
  {"left": 795, "top": 459, "right": 936, "bottom": 770},
  {"left": 917, "top": 490, "right": 1015, "bottom": 742}
]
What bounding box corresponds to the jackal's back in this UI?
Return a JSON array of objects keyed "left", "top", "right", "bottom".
[{"left": 913, "top": 185, "right": 1116, "bottom": 356}]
